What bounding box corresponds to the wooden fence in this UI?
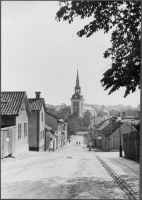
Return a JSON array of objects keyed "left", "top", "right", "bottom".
[
  {"left": 1, "top": 126, "right": 16, "bottom": 159},
  {"left": 123, "top": 131, "right": 140, "bottom": 161}
]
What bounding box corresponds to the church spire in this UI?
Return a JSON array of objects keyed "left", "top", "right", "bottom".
[{"left": 76, "top": 69, "right": 80, "bottom": 87}]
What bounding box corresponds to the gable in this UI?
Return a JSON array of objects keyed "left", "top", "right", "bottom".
[{"left": 111, "top": 122, "right": 137, "bottom": 138}]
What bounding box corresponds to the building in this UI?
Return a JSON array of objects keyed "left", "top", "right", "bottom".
[
  {"left": 1, "top": 92, "right": 31, "bottom": 158},
  {"left": 44, "top": 124, "right": 52, "bottom": 151},
  {"left": 45, "top": 111, "right": 65, "bottom": 149},
  {"left": 28, "top": 92, "right": 46, "bottom": 151},
  {"left": 95, "top": 117, "right": 137, "bottom": 151},
  {"left": 71, "top": 69, "right": 84, "bottom": 117}
]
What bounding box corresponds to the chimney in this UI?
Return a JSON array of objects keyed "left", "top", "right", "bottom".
[
  {"left": 111, "top": 117, "right": 117, "bottom": 124},
  {"left": 35, "top": 92, "right": 41, "bottom": 99},
  {"left": 122, "top": 112, "right": 126, "bottom": 119}
]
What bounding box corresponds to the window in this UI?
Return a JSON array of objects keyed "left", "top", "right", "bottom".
[
  {"left": 43, "top": 130, "right": 44, "bottom": 138},
  {"left": 24, "top": 123, "right": 27, "bottom": 137},
  {"left": 18, "top": 124, "right": 21, "bottom": 140}
]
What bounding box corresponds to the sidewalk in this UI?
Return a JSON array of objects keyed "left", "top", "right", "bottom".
[{"left": 93, "top": 148, "right": 139, "bottom": 197}]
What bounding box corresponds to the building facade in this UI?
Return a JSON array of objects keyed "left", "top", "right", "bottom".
[
  {"left": 28, "top": 92, "right": 46, "bottom": 151},
  {"left": 1, "top": 92, "right": 30, "bottom": 157}
]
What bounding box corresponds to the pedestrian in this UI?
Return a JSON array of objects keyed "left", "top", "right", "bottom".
[
  {"left": 76, "top": 141, "right": 78, "bottom": 146},
  {"left": 69, "top": 139, "right": 71, "bottom": 143},
  {"left": 79, "top": 141, "right": 80, "bottom": 145}
]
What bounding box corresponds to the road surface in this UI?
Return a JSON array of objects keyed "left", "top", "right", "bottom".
[{"left": 2, "top": 135, "right": 128, "bottom": 199}]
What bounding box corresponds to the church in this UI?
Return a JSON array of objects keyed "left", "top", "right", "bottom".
[{"left": 71, "top": 70, "right": 96, "bottom": 118}]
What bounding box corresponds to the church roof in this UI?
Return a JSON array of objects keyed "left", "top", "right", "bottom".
[
  {"left": 84, "top": 105, "right": 96, "bottom": 111},
  {"left": 76, "top": 69, "right": 80, "bottom": 88}
]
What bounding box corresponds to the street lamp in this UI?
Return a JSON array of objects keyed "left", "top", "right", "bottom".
[{"left": 117, "top": 112, "right": 122, "bottom": 157}]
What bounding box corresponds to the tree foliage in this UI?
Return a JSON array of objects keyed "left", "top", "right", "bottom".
[
  {"left": 82, "top": 110, "right": 92, "bottom": 127},
  {"left": 56, "top": 1, "right": 141, "bottom": 97}
]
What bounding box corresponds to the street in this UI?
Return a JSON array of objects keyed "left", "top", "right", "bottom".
[{"left": 1, "top": 135, "right": 137, "bottom": 199}]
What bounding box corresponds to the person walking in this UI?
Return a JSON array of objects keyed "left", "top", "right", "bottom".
[
  {"left": 79, "top": 141, "right": 80, "bottom": 146},
  {"left": 69, "top": 139, "right": 71, "bottom": 143},
  {"left": 76, "top": 141, "right": 78, "bottom": 146}
]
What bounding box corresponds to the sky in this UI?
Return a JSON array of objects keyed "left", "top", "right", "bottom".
[{"left": 2, "top": 1, "right": 140, "bottom": 108}]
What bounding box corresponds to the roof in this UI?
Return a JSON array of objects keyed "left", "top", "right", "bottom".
[
  {"left": 45, "top": 124, "right": 52, "bottom": 130},
  {"left": 96, "top": 118, "right": 110, "bottom": 129},
  {"left": 1, "top": 92, "right": 28, "bottom": 116},
  {"left": 101, "top": 121, "right": 124, "bottom": 137},
  {"left": 84, "top": 105, "right": 96, "bottom": 111},
  {"left": 76, "top": 69, "right": 80, "bottom": 88},
  {"left": 28, "top": 98, "right": 46, "bottom": 111},
  {"left": 45, "top": 110, "right": 64, "bottom": 122}
]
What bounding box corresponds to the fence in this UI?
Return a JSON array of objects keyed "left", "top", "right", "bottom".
[
  {"left": 123, "top": 131, "right": 140, "bottom": 161},
  {"left": 1, "top": 126, "right": 16, "bottom": 159}
]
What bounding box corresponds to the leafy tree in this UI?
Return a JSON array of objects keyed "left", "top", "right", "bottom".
[
  {"left": 66, "top": 113, "right": 80, "bottom": 136},
  {"left": 82, "top": 110, "right": 92, "bottom": 127},
  {"left": 109, "top": 109, "right": 118, "bottom": 117},
  {"left": 57, "top": 106, "right": 71, "bottom": 120},
  {"left": 56, "top": 1, "right": 141, "bottom": 97},
  {"left": 46, "top": 106, "right": 58, "bottom": 115}
]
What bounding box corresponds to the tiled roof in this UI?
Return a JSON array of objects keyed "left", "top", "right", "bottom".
[
  {"left": 29, "top": 98, "right": 45, "bottom": 111},
  {"left": 1, "top": 92, "right": 26, "bottom": 115},
  {"left": 101, "top": 121, "right": 124, "bottom": 137},
  {"left": 96, "top": 118, "right": 110, "bottom": 129}
]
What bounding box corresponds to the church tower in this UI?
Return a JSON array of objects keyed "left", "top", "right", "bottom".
[{"left": 71, "top": 70, "right": 84, "bottom": 117}]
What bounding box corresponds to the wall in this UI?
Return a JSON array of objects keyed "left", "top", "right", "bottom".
[
  {"left": 112, "top": 123, "right": 135, "bottom": 149},
  {"left": 39, "top": 106, "right": 45, "bottom": 151},
  {"left": 45, "top": 130, "right": 50, "bottom": 151},
  {"left": 79, "top": 100, "right": 84, "bottom": 117},
  {"left": 101, "top": 134, "right": 108, "bottom": 151},
  {"left": 29, "top": 111, "right": 38, "bottom": 148},
  {"left": 1, "top": 126, "right": 16, "bottom": 158},
  {"left": 50, "top": 138, "right": 56, "bottom": 150},
  {"left": 72, "top": 100, "right": 80, "bottom": 115},
  {"left": 16, "top": 106, "right": 29, "bottom": 156},
  {"left": 123, "top": 131, "right": 140, "bottom": 160},
  {"left": 65, "top": 124, "right": 67, "bottom": 143},
  {"left": 45, "top": 113, "right": 58, "bottom": 130}
]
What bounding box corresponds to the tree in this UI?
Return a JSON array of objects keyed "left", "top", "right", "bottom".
[
  {"left": 66, "top": 113, "right": 80, "bottom": 136},
  {"left": 82, "top": 110, "right": 92, "bottom": 127},
  {"left": 56, "top": 1, "right": 141, "bottom": 97},
  {"left": 57, "top": 106, "right": 71, "bottom": 120},
  {"left": 109, "top": 109, "right": 118, "bottom": 117}
]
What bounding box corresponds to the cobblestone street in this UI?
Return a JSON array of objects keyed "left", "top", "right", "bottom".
[{"left": 1, "top": 135, "right": 138, "bottom": 199}]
